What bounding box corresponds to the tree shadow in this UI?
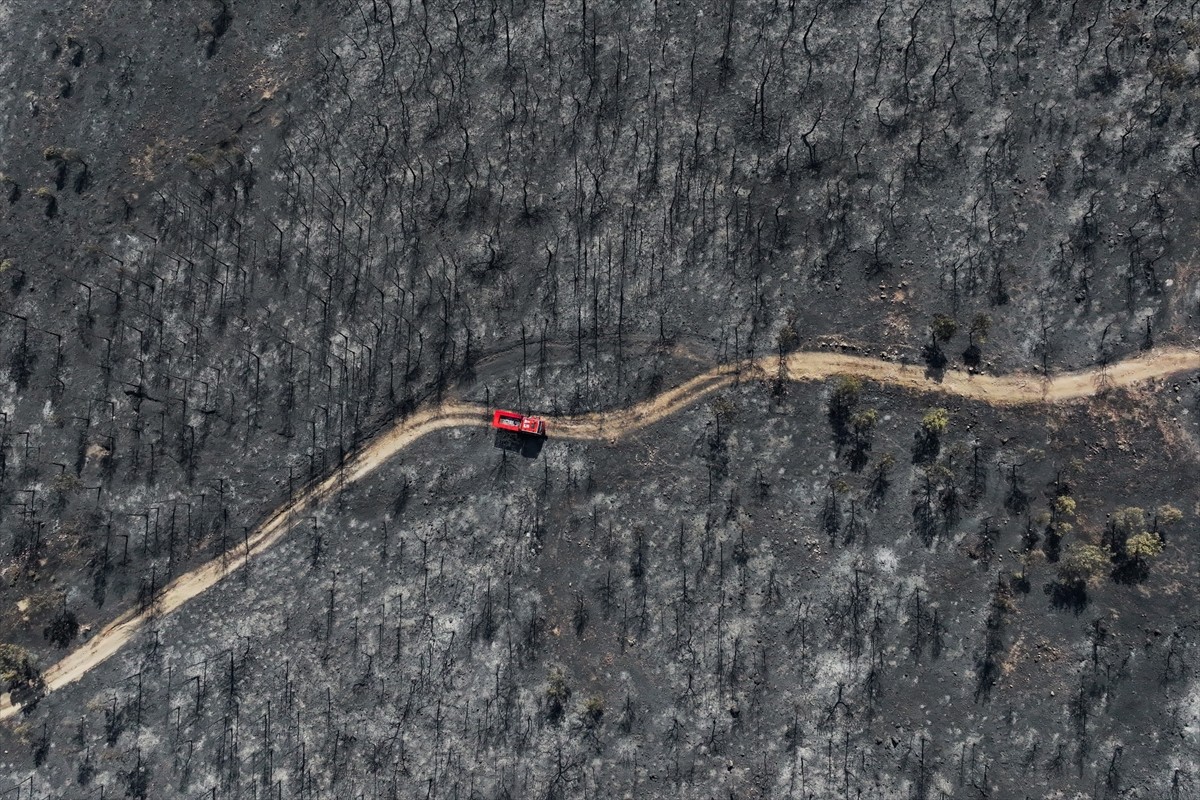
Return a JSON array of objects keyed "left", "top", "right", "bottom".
[
  {"left": 43, "top": 608, "right": 79, "bottom": 648},
  {"left": 913, "top": 500, "right": 938, "bottom": 547},
  {"left": 974, "top": 644, "right": 1000, "bottom": 704},
  {"left": 493, "top": 430, "right": 544, "bottom": 459},
  {"left": 1110, "top": 558, "right": 1148, "bottom": 585},
  {"left": 974, "top": 583, "right": 1009, "bottom": 704},
  {"left": 10, "top": 683, "right": 44, "bottom": 715},
  {"left": 1044, "top": 529, "right": 1062, "bottom": 563},
  {"left": 867, "top": 465, "right": 891, "bottom": 510},
  {"left": 846, "top": 441, "right": 870, "bottom": 472},
  {"left": 828, "top": 408, "right": 852, "bottom": 452},
  {"left": 1021, "top": 519, "right": 1041, "bottom": 553},
  {"left": 822, "top": 493, "right": 840, "bottom": 543},
  {"left": 923, "top": 342, "right": 947, "bottom": 381},
  {"left": 1004, "top": 482, "right": 1029, "bottom": 515},
  {"left": 912, "top": 431, "right": 939, "bottom": 464},
  {"left": 940, "top": 485, "right": 961, "bottom": 536},
  {"left": 962, "top": 342, "right": 982, "bottom": 368},
  {"left": 1046, "top": 580, "right": 1088, "bottom": 614}
]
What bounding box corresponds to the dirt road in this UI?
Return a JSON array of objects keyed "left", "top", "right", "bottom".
[
  {"left": 551, "top": 346, "right": 1200, "bottom": 438},
  {"left": 2, "top": 345, "right": 1196, "bottom": 720}
]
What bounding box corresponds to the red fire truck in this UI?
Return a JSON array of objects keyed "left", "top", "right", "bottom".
[{"left": 491, "top": 409, "right": 546, "bottom": 437}]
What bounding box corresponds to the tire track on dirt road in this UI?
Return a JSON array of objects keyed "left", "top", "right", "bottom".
[{"left": 3, "top": 345, "right": 1198, "bottom": 720}]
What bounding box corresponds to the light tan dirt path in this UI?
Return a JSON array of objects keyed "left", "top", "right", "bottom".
[
  {"left": 551, "top": 346, "right": 1200, "bottom": 438},
  {"left": 3, "top": 345, "right": 1197, "bottom": 720}
]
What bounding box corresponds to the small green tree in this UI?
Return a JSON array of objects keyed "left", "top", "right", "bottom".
[
  {"left": 1112, "top": 506, "right": 1146, "bottom": 539},
  {"left": 545, "top": 666, "right": 570, "bottom": 722},
  {"left": 1110, "top": 505, "right": 1177, "bottom": 580},
  {"left": 851, "top": 408, "right": 878, "bottom": 433},
  {"left": 828, "top": 375, "right": 864, "bottom": 448},
  {"left": 830, "top": 376, "right": 862, "bottom": 416},
  {"left": 931, "top": 315, "right": 958, "bottom": 342},
  {"left": 845, "top": 407, "right": 879, "bottom": 471},
  {"left": 1013, "top": 550, "right": 1044, "bottom": 591},
  {"left": 969, "top": 313, "right": 991, "bottom": 343},
  {"left": 869, "top": 451, "right": 895, "bottom": 503},
  {"left": 581, "top": 694, "right": 605, "bottom": 725},
  {"left": 1048, "top": 495, "right": 1076, "bottom": 542},
  {"left": 962, "top": 313, "right": 992, "bottom": 368},
  {"left": 1124, "top": 532, "right": 1164, "bottom": 561},
  {"left": 1, "top": 174, "right": 19, "bottom": 203},
  {"left": 1154, "top": 504, "right": 1183, "bottom": 531},
  {"left": 921, "top": 408, "right": 950, "bottom": 435},
  {"left": 1057, "top": 543, "right": 1111, "bottom": 585},
  {"left": 913, "top": 408, "right": 949, "bottom": 463},
  {"left": 32, "top": 186, "right": 57, "bottom": 217}
]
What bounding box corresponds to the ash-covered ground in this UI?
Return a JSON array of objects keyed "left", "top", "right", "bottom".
[{"left": 2, "top": 0, "right": 1200, "bottom": 797}]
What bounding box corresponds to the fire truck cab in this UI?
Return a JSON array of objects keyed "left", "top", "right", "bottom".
[{"left": 491, "top": 409, "right": 546, "bottom": 437}]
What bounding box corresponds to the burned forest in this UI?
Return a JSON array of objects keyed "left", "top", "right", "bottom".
[{"left": 2, "top": 0, "right": 1200, "bottom": 797}]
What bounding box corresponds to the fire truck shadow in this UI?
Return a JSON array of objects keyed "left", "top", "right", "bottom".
[{"left": 492, "top": 430, "right": 545, "bottom": 459}]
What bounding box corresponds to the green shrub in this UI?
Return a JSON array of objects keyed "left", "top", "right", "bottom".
[
  {"left": 930, "top": 314, "right": 958, "bottom": 342},
  {"left": 1057, "top": 543, "right": 1111, "bottom": 584},
  {"left": 1112, "top": 506, "right": 1146, "bottom": 538},
  {"left": 581, "top": 694, "right": 604, "bottom": 724},
  {"left": 921, "top": 408, "right": 950, "bottom": 435},
  {"left": 850, "top": 408, "right": 878, "bottom": 435},
  {"left": 1125, "top": 532, "right": 1164, "bottom": 560},
  {"left": 1156, "top": 504, "right": 1183, "bottom": 527}
]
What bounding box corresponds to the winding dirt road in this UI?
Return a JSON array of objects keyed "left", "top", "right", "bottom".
[{"left": 2, "top": 345, "right": 1197, "bottom": 720}]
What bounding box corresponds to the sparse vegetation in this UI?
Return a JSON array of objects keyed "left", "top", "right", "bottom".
[
  {"left": 1, "top": 0, "right": 1199, "bottom": 797},
  {"left": 850, "top": 408, "right": 879, "bottom": 436},
  {"left": 1057, "top": 543, "right": 1113, "bottom": 585},
  {"left": 776, "top": 318, "right": 799, "bottom": 353},
  {"left": 913, "top": 407, "right": 950, "bottom": 463},
  {"left": 545, "top": 666, "right": 571, "bottom": 723},
  {"left": 1124, "top": 532, "right": 1164, "bottom": 561},
  {"left": 828, "top": 375, "right": 865, "bottom": 450},
  {"left": 1112, "top": 506, "right": 1148, "bottom": 539},
  {"left": 1154, "top": 504, "right": 1183, "bottom": 530},
  {"left": 921, "top": 408, "right": 950, "bottom": 435},
  {"left": 963, "top": 313, "right": 992, "bottom": 366},
  {"left": 0, "top": 644, "right": 40, "bottom": 695},
  {"left": 1053, "top": 496, "right": 1077, "bottom": 518},
  {"left": 848, "top": 407, "right": 879, "bottom": 470},
  {"left": 581, "top": 694, "right": 605, "bottom": 725},
  {"left": 31, "top": 185, "right": 57, "bottom": 217},
  {"left": 830, "top": 375, "right": 863, "bottom": 416},
  {"left": 931, "top": 315, "right": 958, "bottom": 343},
  {"left": 969, "top": 314, "right": 991, "bottom": 344}
]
